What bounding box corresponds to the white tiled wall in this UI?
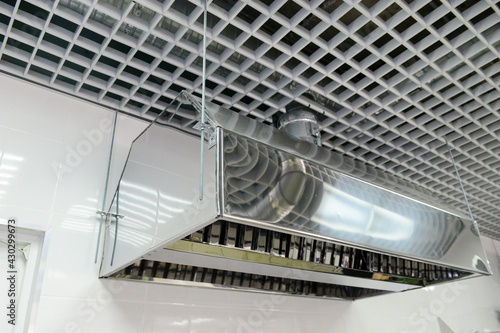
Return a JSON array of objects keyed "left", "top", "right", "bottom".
[{"left": 0, "top": 73, "right": 499, "bottom": 333}]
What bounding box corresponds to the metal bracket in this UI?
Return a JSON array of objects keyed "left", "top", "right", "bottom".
[
  {"left": 96, "top": 211, "right": 124, "bottom": 220},
  {"left": 193, "top": 122, "right": 217, "bottom": 149}
]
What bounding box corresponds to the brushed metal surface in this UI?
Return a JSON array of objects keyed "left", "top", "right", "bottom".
[
  {"left": 185, "top": 93, "right": 469, "bottom": 219},
  {"left": 219, "top": 130, "right": 491, "bottom": 275}
]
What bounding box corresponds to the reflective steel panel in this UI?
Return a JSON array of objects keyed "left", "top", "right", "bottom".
[
  {"left": 100, "top": 113, "right": 218, "bottom": 277},
  {"left": 220, "top": 131, "right": 490, "bottom": 275}
]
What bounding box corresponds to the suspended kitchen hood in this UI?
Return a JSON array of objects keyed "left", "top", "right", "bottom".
[{"left": 99, "top": 92, "right": 491, "bottom": 300}]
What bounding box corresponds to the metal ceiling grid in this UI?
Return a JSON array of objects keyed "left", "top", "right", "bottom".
[{"left": 0, "top": 0, "right": 499, "bottom": 240}]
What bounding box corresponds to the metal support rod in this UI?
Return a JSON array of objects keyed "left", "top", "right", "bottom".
[
  {"left": 95, "top": 109, "right": 118, "bottom": 263},
  {"left": 444, "top": 136, "right": 474, "bottom": 221},
  {"left": 110, "top": 186, "right": 120, "bottom": 266},
  {"left": 199, "top": 0, "right": 208, "bottom": 201}
]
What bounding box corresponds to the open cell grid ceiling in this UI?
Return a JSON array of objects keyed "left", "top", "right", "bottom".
[{"left": 0, "top": 0, "right": 499, "bottom": 240}]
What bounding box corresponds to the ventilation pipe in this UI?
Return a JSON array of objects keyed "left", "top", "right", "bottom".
[{"left": 278, "top": 101, "right": 322, "bottom": 146}]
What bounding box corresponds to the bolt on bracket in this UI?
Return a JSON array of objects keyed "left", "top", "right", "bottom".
[
  {"left": 193, "top": 121, "right": 217, "bottom": 149},
  {"left": 96, "top": 211, "right": 124, "bottom": 220}
]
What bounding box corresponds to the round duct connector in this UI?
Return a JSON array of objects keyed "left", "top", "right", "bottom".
[{"left": 278, "top": 101, "right": 322, "bottom": 146}]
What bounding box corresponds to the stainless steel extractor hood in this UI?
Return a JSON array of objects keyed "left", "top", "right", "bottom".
[{"left": 99, "top": 91, "right": 491, "bottom": 300}]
